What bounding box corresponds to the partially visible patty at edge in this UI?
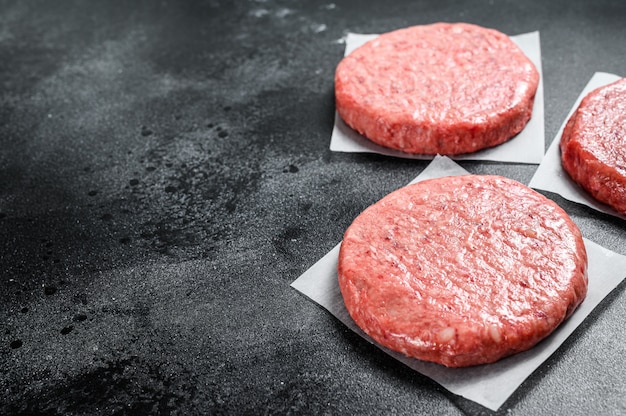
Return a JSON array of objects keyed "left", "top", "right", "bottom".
[{"left": 560, "top": 77, "right": 626, "bottom": 215}]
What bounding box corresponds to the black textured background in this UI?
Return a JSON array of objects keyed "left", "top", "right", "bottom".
[{"left": 1, "top": 0, "right": 626, "bottom": 415}]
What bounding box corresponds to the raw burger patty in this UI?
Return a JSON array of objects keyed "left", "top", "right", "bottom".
[
  {"left": 335, "top": 23, "right": 540, "bottom": 155},
  {"left": 560, "top": 77, "right": 626, "bottom": 214},
  {"left": 338, "top": 175, "right": 587, "bottom": 367}
]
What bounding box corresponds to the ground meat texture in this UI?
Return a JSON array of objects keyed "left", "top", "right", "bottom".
[
  {"left": 560, "top": 77, "right": 626, "bottom": 215},
  {"left": 338, "top": 175, "right": 587, "bottom": 368},
  {"left": 334, "top": 23, "right": 540, "bottom": 155}
]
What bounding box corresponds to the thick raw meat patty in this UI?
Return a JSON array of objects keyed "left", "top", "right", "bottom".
[
  {"left": 335, "top": 23, "right": 540, "bottom": 155},
  {"left": 560, "top": 77, "right": 626, "bottom": 215},
  {"left": 338, "top": 175, "right": 587, "bottom": 367}
]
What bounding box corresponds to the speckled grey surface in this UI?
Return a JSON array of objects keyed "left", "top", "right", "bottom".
[{"left": 1, "top": 0, "right": 625, "bottom": 415}]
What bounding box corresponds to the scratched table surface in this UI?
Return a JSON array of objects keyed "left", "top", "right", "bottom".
[{"left": 1, "top": 1, "right": 625, "bottom": 415}]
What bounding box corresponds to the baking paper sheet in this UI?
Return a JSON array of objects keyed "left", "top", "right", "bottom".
[
  {"left": 330, "top": 31, "right": 545, "bottom": 164},
  {"left": 529, "top": 72, "right": 626, "bottom": 220},
  {"left": 291, "top": 155, "right": 626, "bottom": 411}
]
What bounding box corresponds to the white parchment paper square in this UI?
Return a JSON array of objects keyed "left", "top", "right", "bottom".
[
  {"left": 291, "top": 155, "right": 626, "bottom": 411},
  {"left": 529, "top": 72, "right": 626, "bottom": 220},
  {"left": 330, "top": 31, "right": 545, "bottom": 164}
]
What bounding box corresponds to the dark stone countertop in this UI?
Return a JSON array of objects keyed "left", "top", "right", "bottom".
[{"left": 1, "top": 0, "right": 625, "bottom": 414}]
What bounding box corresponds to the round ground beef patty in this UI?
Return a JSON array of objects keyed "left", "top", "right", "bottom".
[
  {"left": 335, "top": 23, "right": 540, "bottom": 155},
  {"left": 560, "top": 77, "right": 626, "bottom": 215},
  {"left": 338, "top": 175, "right": 587, "bottom": 367}
]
